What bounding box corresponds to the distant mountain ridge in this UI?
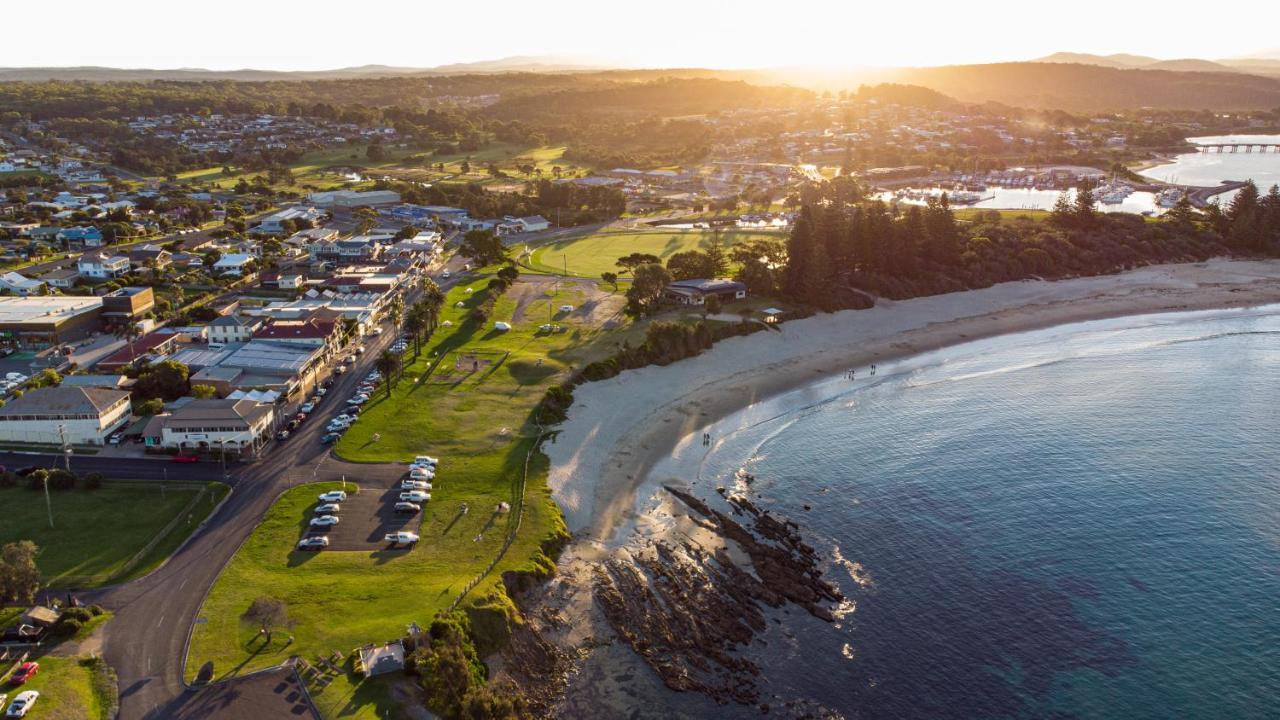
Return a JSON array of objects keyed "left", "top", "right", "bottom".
[
  {"left": 0, "top": 55, "right": 608, "bottom": 82},
  {"left": 1036, "top": 51, "right": 1280, "bottom": 76}
]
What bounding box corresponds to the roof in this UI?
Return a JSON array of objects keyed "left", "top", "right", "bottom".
[
  {"left": 0, "top": 385, "right": 129, "bottom": 416},
  {"left": 253, "top": 318, "right": 336, "bottom": 341},
  {"left": 209, "top": 314, "right": 259, "bottom": 328},
  {"left": 358, "top": 641, "right": 405, "bottom": 677},
  {"left": 0, "top": 296, "right": 101, "bottom": 325},
  {"left": 191, "top": 366, "right": 242, "bottom": 382},
  {"left": 164, "top": 398, "right": 272, "bottom": 426},
  {"left": 59, "top": 374, "right": 133, "bottom": 389},
  {"left": 220, "top": 340, "right": 322, "bottom": 375},
  {"left": 668, "top": 278, "right": 748, "bottom": 293},
  {"left": 39, "top": 268, "right": 81, "bottom": 281},
  {"left": 21, "top": 606, "right": 61, "bottom": 627}
]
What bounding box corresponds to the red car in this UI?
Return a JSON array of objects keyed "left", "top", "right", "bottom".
[
  {"left": 171, "top": 454, "right": 199, "bottom": 463},
  {"left": 9, "top": 661, "right": 38, "bottom": 685}
]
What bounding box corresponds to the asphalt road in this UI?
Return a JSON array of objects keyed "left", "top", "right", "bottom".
[{"left": 83, "top": 260, "right": 467, "bottom": 719}]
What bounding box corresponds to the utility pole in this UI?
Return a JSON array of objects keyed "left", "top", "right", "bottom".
[{"left": 57, "top": 423, "right": 71, "bottom": 472}]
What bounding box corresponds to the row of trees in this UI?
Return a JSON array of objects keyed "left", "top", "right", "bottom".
[{"left": 753, "top": 178, "right": 1280, "bottom": 311}]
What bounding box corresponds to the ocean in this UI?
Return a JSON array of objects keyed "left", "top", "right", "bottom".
[{"left": 597, "top": 306, "right": 1280, "bottom": 719}]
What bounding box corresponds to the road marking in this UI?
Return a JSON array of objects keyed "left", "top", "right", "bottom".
[
  {"left": 179, "top": 577, "right": 188, "bottom": 591},
  {"left": 156, "top": 613, "right": 165, "bottom": 628}
]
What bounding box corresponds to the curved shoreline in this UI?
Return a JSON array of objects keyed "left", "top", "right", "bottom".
[{"left": 545, "top": 258, "right": 1280, "bottom": 545}]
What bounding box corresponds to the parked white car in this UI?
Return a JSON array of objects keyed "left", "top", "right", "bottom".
[
  {"left": 318, "top": 491, "right": 347, "bottom": 502},
  {"left": 6, "top": 691, "right": 40, "bottom": 718},
  {"left": 310, "top": 515, "right": 340, "bottom": 528},
  {"left": 384, "top": 531, "right": 419, "bottom": 545},
  {"left": 347, "top": 394, "right": 369, "bottom": 406},
  {"left": 413, "top": 455, "right": 439, "bottom": 467},
  {"left": 409, "top": 467, "right": 435, "bottom": 481},
  {"left": 493, "top": 321, "right": 512, "bottom": 331},
  {"left": 297, "top": 536, "right": 330, "bottom": 550},
  {"left": 401, "top": 480, "right": 432, "bottom": 490},
  {"left": 399, "top": 490, "right": 431, "bottom": 503},
  {"left": 315, "top": 503, "right": 341, "bottom": 514},
  {"left": 558, "top": 305, "right": 574, "bottom": 313}
]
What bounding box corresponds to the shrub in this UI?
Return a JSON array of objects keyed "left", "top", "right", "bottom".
[
  {"left": 25, "top": 468, "right": 49, "bottom": 491},
  {"left": 47, "top": 468, "right": 77, "bottom": 490},
  {"left": 52, "top": 617, "right": 83, "bottom": 638},
  {"left": 83, "top": 472, "right": 104, "bottom": 490}
]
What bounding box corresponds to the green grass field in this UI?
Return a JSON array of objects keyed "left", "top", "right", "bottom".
[
  {"left": 526, "top": 228, "right": 785, "bottom": 278},
  {"left": 186, "top": 280, "right": 645, "bottom": 694},
  {"left": 1, "top": 656, "right": 114, "bottom": 720},
  {"left": 0, "top": 481, "right": 228, "bottom": 588}
]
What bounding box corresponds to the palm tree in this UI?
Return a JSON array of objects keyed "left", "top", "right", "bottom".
[
  {"left": 403, "top": 306, "right": 427, "bottom": 358},
  {"left": 374, "top": 350, "right": 401, "bottom": 399},
  {"left": 420, "top": 279, "right": 445, "bottom": 336},
  {"left": 387, "top": 294, "right": 404, "bottom": 331}
]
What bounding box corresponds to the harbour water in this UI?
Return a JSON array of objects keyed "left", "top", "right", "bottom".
[
  {"left": 1140, "top": 134, "right": 1280, "bottom": 202},
  {"left": 598, "top": 306, "right": 1280, "bottom": 718}
]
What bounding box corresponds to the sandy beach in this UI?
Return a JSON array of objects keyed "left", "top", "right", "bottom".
[{"left": 546, "top": 258, "right": 1280, "bottom": 542}]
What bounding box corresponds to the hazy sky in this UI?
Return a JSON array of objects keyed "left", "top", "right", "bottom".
[{"left": 5, "top": 1, "right": 1279, "bottom": 70}]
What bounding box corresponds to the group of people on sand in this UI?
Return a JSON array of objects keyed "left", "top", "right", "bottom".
[{"left": 845, "top": 364, "right": 877, "bottom": 380}]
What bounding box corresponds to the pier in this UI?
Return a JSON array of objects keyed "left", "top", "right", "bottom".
[{"left": 1194, "top": 143, "right": 1280, "bottom": 153}]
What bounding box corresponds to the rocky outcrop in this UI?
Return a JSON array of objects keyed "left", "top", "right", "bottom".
[{"left": 591, "top": 486, "right": 843, "bottom": 706}]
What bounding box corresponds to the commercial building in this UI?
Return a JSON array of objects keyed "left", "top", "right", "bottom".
[
  {"left": 0, "top": 385, "right": 131, "bottom": 445},
  {"left": 155, "top": 398, "right": 275, "bottom": 455},
  {"left": 307, "top": 189, "right": 401, "bottom": 208},
  {"left": 252, "top": 206, "right": 326, "bottom": 235},
  {"left": 101, "top": 287, "right": 155, "bottom": 321},
  {"left": 0, "top": 296, "right": 103, "bottom": 348}
]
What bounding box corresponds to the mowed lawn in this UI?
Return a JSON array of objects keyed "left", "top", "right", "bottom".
[
  {"left": 187, "top": 280, "right": 629, "bottom": 690},
  {"left": 527, "top": 228, "right": 785, "bottom": 278},
  {"left": 2, "top": 655, "right": 114, "bottom": 720},
  {"left": 0, "top": 481, "right": 228, "bottom": 587}
]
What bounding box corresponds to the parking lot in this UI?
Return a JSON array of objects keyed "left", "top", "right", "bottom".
[{"left": 306, "top": 468, "right": 428, "bottom": 551}]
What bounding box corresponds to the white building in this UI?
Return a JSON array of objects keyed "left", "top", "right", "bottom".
[
  {"left": 77, "top": 253, "right": 131, "bottom": 279},
  {"left": 0, "top": 386, "right": 131, "bottom": 445},
  {"left": 212, "top": 253, "right": 255, "bottom": 276},
  {"left": 206, "top": 314, "right": 265, "bottom": 344},
  {"left": 0, "top": 272, "right": 45, "bottom": 296},
  {"left": 157, "top": 399, "right": 275, "bottom": 455}
]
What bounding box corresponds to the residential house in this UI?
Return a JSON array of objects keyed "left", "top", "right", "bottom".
[
  {"left": 0, "top": 385, "right": 131, "bottom": 445},
  {"left": 212, "top": 253, "right": 255, "bottom": 276},
  {"left": 206, "top": 314, "right": 264, "bottom": 344},
  {"left": 127, "top": 244, "right": 172, "bottom": 271},
  {"left": 56, "top": 225, "right": 104, "bottom": 251},
  {"left": 39, "top": 268, "right": 81, "bottom": 289},
  {"left": 77, "top": 252, "right": 131, "bottom": 279},
  {"left": 0, "top": 271, "right": 44, "bottom": 296}
]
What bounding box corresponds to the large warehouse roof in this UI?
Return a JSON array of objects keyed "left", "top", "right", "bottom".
[{"left": 0, "top": 296, "right": 101, "bottom": 325}]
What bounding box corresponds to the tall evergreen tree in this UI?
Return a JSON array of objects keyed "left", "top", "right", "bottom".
[
  {"left": 924, "top": 195, "right": 960, "bottom": 266},
  {"left": 784, "top": 208, "right": 816, "bottom": 298}
]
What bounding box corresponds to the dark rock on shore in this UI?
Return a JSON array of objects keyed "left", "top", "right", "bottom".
[{"left": 590, "top": 485, "right": 843, "bottom": 708}]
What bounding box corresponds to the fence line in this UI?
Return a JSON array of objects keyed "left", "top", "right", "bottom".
[{"left": 444, "top": 422, "right": 543, "bottom": 613}]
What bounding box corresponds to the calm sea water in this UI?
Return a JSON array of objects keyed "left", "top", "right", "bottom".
[{"left": 638, "top": 306, "right": 1280, "bottom": 719}]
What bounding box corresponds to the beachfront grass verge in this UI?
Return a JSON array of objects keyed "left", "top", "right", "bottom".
[
  {"left": 0, "top": 481, "right": 228, "bottom": 588},
  {"left": 527, "top": 228, "right": 784, "bottom": 278}
]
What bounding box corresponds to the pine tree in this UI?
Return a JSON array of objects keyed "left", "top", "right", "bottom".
[
  {"left": 924, "top": 195, "right": 960, "bottom": 266},
  {"left": 1050, "top": 192, "right": 1075, "bottom": 228},
  {"left": 1073, "top": 183, "right": 1097, "bottom": 228},
  {"left": 785, "top": 208, "right": 816, "bottom": 299}
]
